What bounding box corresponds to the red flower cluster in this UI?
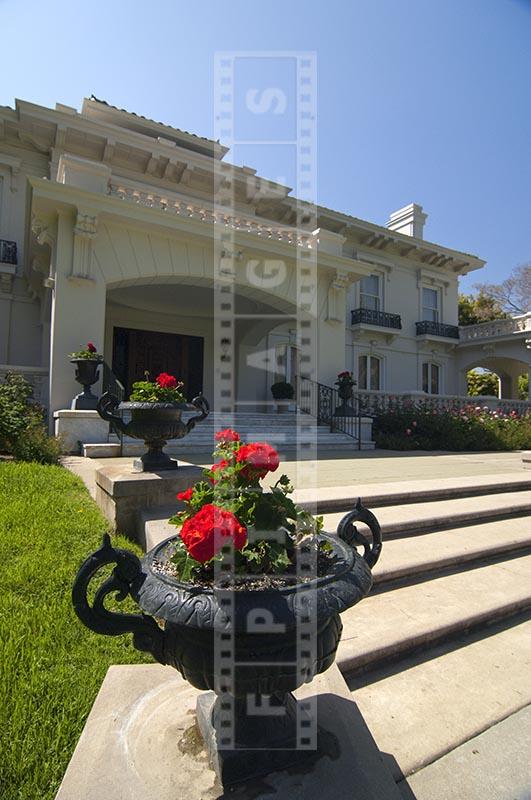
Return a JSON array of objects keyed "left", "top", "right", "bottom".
[
  {"left": 210, "top": 458, "right": 229, "bottom": 484},
  {"left": 156, "top": 372, "right": 178, "bottom": 389},
  {"left": 236, "top": 442, "right": 279, "bottom": 479},
  {"left": 87, "top": 342, "right": 97, "bottom": 353},
  {"left": 337, "top": 370, "right": 353, "bottom": 380},
  {"left": 180, "top": 504, "right": 247, "bottom": 562},
  {"left": 177, "top": 487, "right": 194, "bottom": 502},
  {"left": 215, "top": 428, "right": 240, "bottom": 444}
]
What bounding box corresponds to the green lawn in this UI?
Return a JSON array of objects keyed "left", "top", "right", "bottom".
[{"left": 0, "top": 462, "right": 150, "bottom": 800}]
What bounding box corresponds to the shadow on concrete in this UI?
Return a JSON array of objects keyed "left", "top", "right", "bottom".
[{"left": 211, "top": 692, "right": 406, "bottom": 800}]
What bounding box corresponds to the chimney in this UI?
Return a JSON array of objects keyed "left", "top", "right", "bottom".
[{"left": 387, "top": 203, "right": 427, "bottom": 239}]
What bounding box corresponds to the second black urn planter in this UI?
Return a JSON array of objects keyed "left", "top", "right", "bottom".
[
  {"left": 71, "top": 358, "right": 102, "bottom": 410},
  {"left": 97, "top": 392, "right": 209, "bottom": 471}
]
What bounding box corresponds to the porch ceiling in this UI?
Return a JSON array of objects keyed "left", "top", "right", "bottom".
[{"left": 106, "top": 278, "right": 295, "bottom": 317}]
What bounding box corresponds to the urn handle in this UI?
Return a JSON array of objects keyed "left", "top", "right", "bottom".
[
  {"left": 336, "top": 499, "right": 382, "bottom": 568},
  {"left": 72, "top": 534, "right": 165, "bottom": 661},
  {"left": 96, "top": 392, "right": 127, "bottom": 433},
  {"left": 186, "top": 393, "right": 210, "bottom": 433}
]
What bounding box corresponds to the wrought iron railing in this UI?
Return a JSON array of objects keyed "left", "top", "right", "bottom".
[
  {"left": 351, "top": 308, "right": 402, "bottom": 329},
  {"left": 0, "top": 240, "right": 17, "bottom": 265},
  {"left": 102, "top": 362, "right": 125, "bottom": 454},
  {"left": 296, "top": 375, "right": 368, "bottom": 449},
  {"left": 415, "top": 320, "right": 460, "bottom": 339}
]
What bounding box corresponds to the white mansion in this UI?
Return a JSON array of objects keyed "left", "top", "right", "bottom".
[{"left": 0, "top": 96, "right": 529, "bottom": 425}]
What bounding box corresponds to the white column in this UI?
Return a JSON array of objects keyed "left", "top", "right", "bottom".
[{"left": 48, "top": 211, "right": 106, "bottom": 416}]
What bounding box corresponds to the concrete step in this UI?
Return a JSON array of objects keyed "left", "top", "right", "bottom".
[
  {"left": 346, "top": 612, "right": 531, "bottom": 782},
  {"left": 322, "top": 490, "right": 531, "bottom": 539},
  {"left": 397, "top": 700, "right": 531, "bottom": 800},
  {"left": 372, "top": 515, "right": 531, "bottom": 585},
  {"left": 138, "top": 506, "right": 177, "bottom": 551},
  {"left": 293, "top": 473, "right": 531, "bottom": 514},
  {"left": 336, "top": 552, "right": 531, "bottom": 675}
]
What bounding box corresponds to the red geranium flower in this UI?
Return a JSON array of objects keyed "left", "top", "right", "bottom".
[
  {"left": 180, "top": 504, "right": 247, "bottom": 562},
  {"left": 156, "top": 372, "right": 178, "bottom": 389},
  {"left": 177, "top": 487, "right": 194, "bottom": 502},
  {"left": 236, "top": 442, "right": 279, "bottom": 479},
  {"left": 87, "top": 342, "right": 97, "bottom": 353},
  {"left": 215, "top": 428, "right": 240, "bottom": 444},
  {"left": 210, "top": 459, "right": 229, "bottom": 484}
]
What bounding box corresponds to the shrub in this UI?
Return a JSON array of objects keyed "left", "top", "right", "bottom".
[
  {"left": 0, "top": 373, "right": 62, "bottom": 464},
  {"left": 270, "top": 381, "right": 294, "bottom": 400},
  {"left": 373, "top": 401, "right": 531, "bottom": 452}
]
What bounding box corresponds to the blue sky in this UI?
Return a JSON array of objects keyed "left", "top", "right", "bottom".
[{"left": 1, "top": 0, "right": 530, "bottom": 292}]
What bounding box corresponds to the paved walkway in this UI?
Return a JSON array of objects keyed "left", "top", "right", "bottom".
[{"left": 64, "top": 450, "right": 526, "bottom": 499}]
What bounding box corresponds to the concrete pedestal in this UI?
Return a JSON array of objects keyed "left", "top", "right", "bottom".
[
  {"left": 95, "top": 462, "right": 203, "bottom": 542},
  {"left": 54, "top": 663, "right": 402, "bottom": 800},
  {"left": 54, "top": 410, "right": 109, "bottom": 454}
]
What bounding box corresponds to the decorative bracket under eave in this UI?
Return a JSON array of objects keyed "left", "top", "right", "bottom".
[{"left": 327, "top": 269, "right": 354, "bottom": 323}]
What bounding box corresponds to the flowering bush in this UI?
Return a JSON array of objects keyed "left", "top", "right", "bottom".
[
  {"left": 128, "top": 372, "right": 186, "bottom": 403},
  {"left": 69, "top": 342, "right": 103, "bottom": 361},
  {"left": 373, "top": 401, "right": 531, "bottom": 452},
  {"left": 168, "top": 430, "right": 327, "bottom": 584}
]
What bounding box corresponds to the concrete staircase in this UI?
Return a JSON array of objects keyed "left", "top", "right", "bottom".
[
  {"left": 320, "top": 475, "right": 531, "bottom": 798},
  {"left": 82, "top": 411, "right": 375, "bottom": 458},
  {"left": 132, "top": 470, "right": 531, "bottom": 796}
]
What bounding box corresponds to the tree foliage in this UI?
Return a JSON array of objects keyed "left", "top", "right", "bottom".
[
  {"left": 467, "top": 370, "right": 499, "bottom": 397},
  {"left": 458, "top": 291, "right": 508, "bottom": 326},
  {"left": 473, "top": 263, "right": 531, "bottom": 316}
]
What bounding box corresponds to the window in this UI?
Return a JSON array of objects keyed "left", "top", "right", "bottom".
[
  {"left": 422, "top": 362, "right": 440, "bottom": 394},
  {"left": 422, "top": 288, "right": 439, "bottom": 322},
  {"left": 360, "top": 274, "right": 381, "bottom": 312},
  {"left": 359, "top": 355, "right": 381, "bottom": 391}
]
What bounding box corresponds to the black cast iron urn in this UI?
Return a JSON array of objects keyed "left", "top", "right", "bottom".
[
  {"left": 71, "top": 358, "right": 102, "bottom": 410},
  {"left": 96, "top": 392, "right": 209, "bottom": 471},
  {"left": 72, "top": 501, "right": 382, "bottom": 785}
]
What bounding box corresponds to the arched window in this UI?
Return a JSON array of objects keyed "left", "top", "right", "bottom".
[
  {"left": 358, "top": 355, "right": 381, "bottom": 390},
  {"left": 422, "top": 362, "right": 440, "bottom": 394}
]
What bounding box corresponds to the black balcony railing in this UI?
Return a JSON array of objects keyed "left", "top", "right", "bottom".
[
  {"left": 416, "top": 320, "right": 460, "bottom": 339},
  {"left": 351, "top": 308, "right": 402, "bottom": 329},
  {"left": 0, "top": 240, "right": 17, "bottom": 265}
]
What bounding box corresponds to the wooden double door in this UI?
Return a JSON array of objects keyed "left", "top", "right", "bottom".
[{"left": 112, "top": 327, "right": 204, "bottom": 399}]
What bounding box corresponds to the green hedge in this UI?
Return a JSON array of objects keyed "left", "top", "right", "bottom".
[
  {"left": 0, "top": 373, "right": 62, "bottom": 464},
  {"left": 373, "top": 402, "right": 531, "bottom": 451}
]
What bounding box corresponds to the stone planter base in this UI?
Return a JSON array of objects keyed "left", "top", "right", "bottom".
[
  {"left": 54, "top": 663, "right": 401, "bottom": 800},
  {"left": 54, "top": 410, "right": 109, "bottom": 454},
  {"left": 196, "top": 690, "right": 320, "bottom": 786},
  {"left": 95, "top": 462, "right": 203, "bottom": 542}
]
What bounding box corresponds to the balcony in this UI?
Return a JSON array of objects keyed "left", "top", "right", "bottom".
[
  {"left": 351, "top": 308, "right": 402, "bottom": 330},
  {"left": 0, "top": 240, "right": 17, "bottom": 265},
  {"left": 416, "top": 320, "right": 459, "bottom": 339}
]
